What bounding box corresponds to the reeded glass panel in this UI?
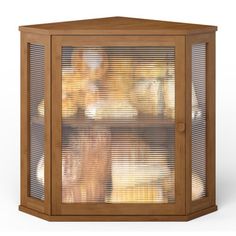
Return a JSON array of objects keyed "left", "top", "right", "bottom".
[
  {"left": 61, "top": 46, "right": 176, "bottom": 203},
  {"left": 191, "top": 43, "right": 207, "bottom": 201},
  {"left": 29, "top": 44, "right": 45, "bottom": 200}
]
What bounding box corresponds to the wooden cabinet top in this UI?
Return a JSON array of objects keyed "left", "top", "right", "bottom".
[{"left": 19, "top": 16, "right": 217, "bottom": 36}]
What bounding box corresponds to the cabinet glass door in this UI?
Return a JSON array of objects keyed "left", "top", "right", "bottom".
[
  {"left": 61, "top": 46, "right": 176, "bottom": 204},
  {"left": 52, "top": 36, "right": 185, "bottom": 215}
]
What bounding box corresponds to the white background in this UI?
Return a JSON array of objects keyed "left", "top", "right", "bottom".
[{"left": 0, "top": 0, "right": 236, "bottom": 235}]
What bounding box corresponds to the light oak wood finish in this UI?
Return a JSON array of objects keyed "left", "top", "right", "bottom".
[
  {"left": 51, "top": 35, "right": 186, "bottom": 216},
  {"left": 185, "top": 33, "right": 216, "bottom": 214},
  {"left": 19, "top": 17, "right": 217, "bottom": 221},
  {"left": 19, "top": 17, "right": 217, "bottom": 36},
  {"left": 19, "top": 205, "right": 217, "bottom": 221},
  {"left": 20, "top": 32, "right": 51, "bottom": 215}
]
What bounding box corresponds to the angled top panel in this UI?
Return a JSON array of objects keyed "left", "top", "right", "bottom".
[{"left": 19, "top": 17, "right": 217, "bottom": 36}]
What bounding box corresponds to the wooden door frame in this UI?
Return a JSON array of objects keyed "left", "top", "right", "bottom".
[{"left": 51, "top": 35, "right": 186, "bottom": 216}]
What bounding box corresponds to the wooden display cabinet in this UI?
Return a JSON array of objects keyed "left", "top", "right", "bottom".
[{"left": 19, "top": 17, "right": 217, "bottom": 221}]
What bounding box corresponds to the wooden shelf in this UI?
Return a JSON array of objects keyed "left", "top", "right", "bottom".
[
  {"left": 32, "top": 116, "right": 204, "bottom": 128},
  {"left": 31, "top": 116, "right": 175, "bottom": 128},
  {"left": 32, "top": 115, "right": 204, "bottom": 128}
]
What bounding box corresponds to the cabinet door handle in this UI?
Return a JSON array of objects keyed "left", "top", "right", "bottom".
[{"left": 177, "top": 122, "right": 185, "bottom": 132}]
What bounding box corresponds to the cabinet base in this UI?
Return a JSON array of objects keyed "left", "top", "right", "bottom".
[{"left": 19, "top": 205, "right": 217, "bottom": 221}]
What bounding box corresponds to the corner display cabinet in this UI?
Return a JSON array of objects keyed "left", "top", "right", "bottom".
[{"left": 19, "top": 17, "right": 217, "bottom": 221}]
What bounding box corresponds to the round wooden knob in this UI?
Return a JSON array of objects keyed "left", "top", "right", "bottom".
[{"left": 177, "top": 122, "right": 185, "bottom": 132}]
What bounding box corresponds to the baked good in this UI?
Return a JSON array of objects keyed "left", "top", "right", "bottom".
[
  {"left": 192, "top": 84, "right": 202, "bottom": 119},
  {"left": 192, "top": 173, "right": 204, "bottom": 201},
  {"left": 105, "top": 73, "right": 133, "bottom": 101},
  {"left": 62, "top": 70, "right": 87, "bottom": 110},
  {"left": 162, "top": 171, "right": 204, "bottom": 201},
  {"left": 62, "top": 128, "right": 111, "bottom": 203},
  {"left": 71, "top": 47, "right": 108, "bottom": 81},
  {"left": 163, "top": 78, "right": 201, "bottom": 119},
  {"left": 162, "top": 171, "right": 175, "bottom": 202},
  {"left": 110, "top": 133, "right": 170, "bottom": 203},
  {"left": 109, "top": 182, "right": 168, "bottom": 203},
  {"left": 101, "top": 56, "right": 133, "bottom": 101},
  {"left": 62, "top": 182, "right": 108, "bottom": 203},
  {"left": 62, "top": 98, "right": 79, "bottom": 117},
  {"left": 38, "top": 98, "right": 78, "bottom": 118},
  {"left": 85, "top": 99, "right": 137, "bottom": 119},
  {"left": 109, "top": 56, "right": 133, "bottom": 76},
  {"left": 38, "top": 100, "right": 45, "bottom": 117},
  {"left": 38, "top": 70, "right": 102, "bottom": 118},
  {"left": 36, "top": 154, "right": 44, "bottom": 186},
  {"left": 134, "top": 59, "right": 168, "bottom": 79},
  {"left": 130, "top": 79, "right": 163, "bottom": 116},
  {"left": 83, "top": 81, "right": 101, "bottom": 108},
  {"left": 63, "top": 69, "right": 103, "bottom": 111},
  {"left": 38, "top": 70, "right": 82, "bottom": 118},
  {"left": 111, "top": 134, "right": 170, "bottom": 187},
  {"left": 163, "top": 77, "right": 175, "bottom": 119}
]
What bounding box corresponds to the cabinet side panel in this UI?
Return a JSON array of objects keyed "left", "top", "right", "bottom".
[
  {"left": 20, "top": 33, "right": 29, "bottom": 207},
  {"left": 20, "top": 33, "right": 51, "bottom": 214},
  {"left": 29, "top": 43, "right": 45, "bottom": 200},
  {"left": 191, "top": 43, "right": 207, "bottom": 201},
  {"left": 186, "top": 33, "right": 216, "bottom": 214}
]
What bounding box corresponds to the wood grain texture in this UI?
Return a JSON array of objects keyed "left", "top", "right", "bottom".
[
  {"left": 185, "top": 33, "right": 216, "bottom": 214},
  {"left": 44, "top": 35, "right": 52, "bottom": 215},
  {"left": 19, "top": 17, "right": 217, "bottom": 36},
  {"left": 207, "top": 33, "right": 216, "bottom": 207},
  {"left": 174, "top": 36, "right": 186, "bottom": 214},
  {"left": 20, "top": 32, "right": 29, "bottom": 208},
  {"left": 19, "top": 205, "right": 217, "bottom": 221},
  {"left": 20, "top": 32, "right": 51, "bottom": 214},
  {"left": 51, "top": 35, "right": 186, "bottom": 216},
  {"left": 185, "top": 34, "right": 192, "bottom": 215},
  {"left": 32, "top": 116, "right": 176, "bottom": 128},
  {"left": 51, "top": 37, "right": 62, "bottom": 215},
  {"left": 20, "top": 23, "right": 216, "bottom": 220}
]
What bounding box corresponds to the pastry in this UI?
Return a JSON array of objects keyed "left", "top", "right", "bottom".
[
  {"left": 162, "top": 171, "right": 175, "bottom": 202},
  {"left": 62, "top": 70, "right": 87, "bottom": 110},
  {"left": 85, "top": 99, "right": 137, "bottom": 119},
  {"left": 101, "top": 56, "right": 133, "bottom": 100},
  {"left": 63, "top": 182, "right": 107, "bottom": 203},
  {"left": 163, "top": 78, "right": 201, "bottom": 119},
  {"left": 38, "top": 70, "right": 102, "bottom": 118},
  {"left": 163, "top": 77, "right": 175, "bottom": 119},
  {"left": 38, "top": 70, "right": 82, "bottom": 118},
  {"left": 130, "top": 79, "right": 164, "bottom": 116},
  {"left": 192, "top": 84, "right": 202, "bottom": 119},
  {"left": 38, "top": 99, "right": 45, "bottom": 117},
  {"left": 111, "top": 133, "right": 170, "bottom": 188},
  {"left": 162, "top": 171, "right": 204, "bottom": 201},
  {"left": 83, "top": 81, "right": 101, "bottom": 108},
  {"left": 134, "top": 59, "right": 168, "bottom": 79},
  {"left": 109, "top": 56, "right": 133, "bottom": 76},
  {"left": 62, "top": 128, "right": 111, "bottom": 203},
  {"left": 105, "top": 73, "right": 133, "bottom": 100},
  {"left": 192, "top": 173, "right": 204, "bottom": 201},
  {"left": 38, "top": 98, "right": 78, "bottom": 118},
  {"left": 36, "top": 154, "right": 44, "bottom": 186},
  {"left": 61, "top": 98, "right": 79, "bottom": 118},
  {"left": 62, "top": 69, "right": 103, "bottom": 111},
  {"left": 109, "top": 182, "right": 168, "bottom": 203},
  {"left": 110, "top": 133, "right": 170, "bottom": 203},
  {"left": 71, "top": 47, "right": 108, "bottom": 81}
]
